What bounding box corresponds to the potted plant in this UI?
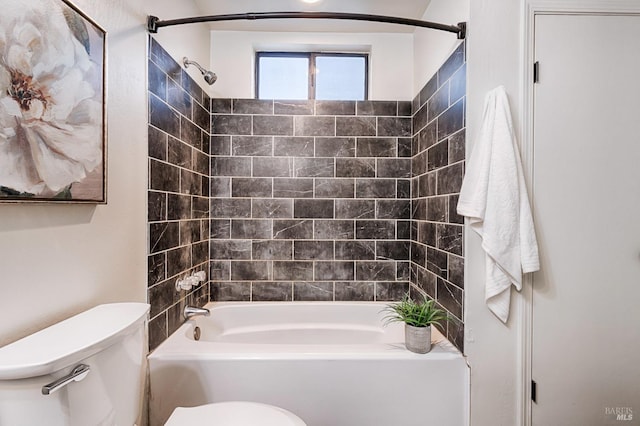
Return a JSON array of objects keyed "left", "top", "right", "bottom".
[{"left": 383, "top": 293, "right": 448, "bottom": 354}]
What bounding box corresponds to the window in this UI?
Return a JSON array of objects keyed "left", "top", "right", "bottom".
[{"left": 256, "top": 52, "right": 368, "bottom": 100}]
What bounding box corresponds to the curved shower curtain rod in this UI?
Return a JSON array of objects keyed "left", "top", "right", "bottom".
[{"left": 147, "top": 12, "right": 466, "bottom": 40}]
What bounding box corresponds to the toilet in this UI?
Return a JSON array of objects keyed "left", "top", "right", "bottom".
[{"left": 0, "top": 303, "right": 306, "bottom": 426}]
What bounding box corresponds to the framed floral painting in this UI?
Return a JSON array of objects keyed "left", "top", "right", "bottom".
[{"left": 0, "top": 0, "right": 106, "bottom": 203}]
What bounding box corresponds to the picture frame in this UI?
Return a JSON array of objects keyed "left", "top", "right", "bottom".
[{"left": 0, "top": 0, "right": 107, "bottom": 203}]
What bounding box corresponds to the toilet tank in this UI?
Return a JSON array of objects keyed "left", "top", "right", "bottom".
[{"left": 0, "top": 303, "right": 149, "bottom": 426}]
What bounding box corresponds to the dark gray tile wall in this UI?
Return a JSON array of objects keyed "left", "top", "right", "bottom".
[
  {"left": 147, "top": 38, "right": 211, "bottom": 351},
  {"left": 209, "top": 99, "right": 413, "bottom": 303},
  {"left": 410, "top": 41, "right": 466, "bottom": 353}
]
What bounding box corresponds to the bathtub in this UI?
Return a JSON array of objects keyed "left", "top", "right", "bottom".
[{"left": 148, "top": 302, "right": 469, "bottom": 426}]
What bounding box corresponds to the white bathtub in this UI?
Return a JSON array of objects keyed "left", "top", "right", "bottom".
[{"left": 148, "top": 302, "right": 469, "bottom": 426}]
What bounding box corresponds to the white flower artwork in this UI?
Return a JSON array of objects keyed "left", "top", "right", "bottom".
[{"left": 0, "top": 0, "right": 105, "bottom": 202}]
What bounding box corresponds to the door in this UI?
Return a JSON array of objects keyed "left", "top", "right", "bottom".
[{"left": 532, "top": 14, "right": 640, "bottom": 426}]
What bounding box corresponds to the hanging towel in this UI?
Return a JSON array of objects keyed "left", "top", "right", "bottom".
[{"left": 457, "top": 86, "right": 540, "bottom": 323}]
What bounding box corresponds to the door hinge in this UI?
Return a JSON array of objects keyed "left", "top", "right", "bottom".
[
  {"left": 531, "top": 380, "right": 538, "bottom": 403},
  {"left": 533, "top": 61, "right": 540, "bottom": 83}
]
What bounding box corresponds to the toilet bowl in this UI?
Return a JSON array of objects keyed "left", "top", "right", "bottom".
[{"left": 165, "top": 401, "right": 307, "bottom": 425}]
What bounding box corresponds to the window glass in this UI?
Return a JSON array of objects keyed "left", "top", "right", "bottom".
[
  {"left": 315, "top": 55, "right": 366, "bottom": 101},
  {"left": 257, "top": 55, "right": 309, "bottom": 100}
]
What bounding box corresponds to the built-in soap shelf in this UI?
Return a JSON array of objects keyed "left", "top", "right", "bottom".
[{"left": 175, "top": 271, "right": 206, "bottom": 292}]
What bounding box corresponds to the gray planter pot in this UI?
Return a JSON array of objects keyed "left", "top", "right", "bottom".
[{"left": 404, "top": 324, "right": 432, "bottom": 354}]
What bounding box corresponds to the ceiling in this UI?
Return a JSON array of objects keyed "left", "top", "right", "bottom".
[{"left": 189, "top": 0, "right": 432, "bottom": 33}]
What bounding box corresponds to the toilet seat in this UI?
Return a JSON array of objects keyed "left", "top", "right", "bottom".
[{"left": 164, "top": 401, "right": 307, "bottom": 426}]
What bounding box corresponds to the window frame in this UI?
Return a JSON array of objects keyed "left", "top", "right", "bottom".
[{"left": 255, "top": 51, "right": 369, "bottom": 100}]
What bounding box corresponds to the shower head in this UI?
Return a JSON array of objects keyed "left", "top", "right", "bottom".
[{"left": 183, "top": 57, "right": 217, "bottom": 85}]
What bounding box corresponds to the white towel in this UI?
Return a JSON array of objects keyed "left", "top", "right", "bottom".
[{"left": 457, "top": 86, "right": 540, "bottom": 323}]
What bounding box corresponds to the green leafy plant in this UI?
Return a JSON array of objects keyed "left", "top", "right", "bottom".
[{"left": 383, "top": 293, "right": 448, "bottom": 328}]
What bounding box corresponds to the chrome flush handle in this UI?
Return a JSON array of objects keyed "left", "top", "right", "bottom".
[{"left": 41, "top": 364, "right": 91, "bottom": 395}]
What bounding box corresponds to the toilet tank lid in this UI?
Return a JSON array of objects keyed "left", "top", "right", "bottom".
[{"left": 0, "top": 303, "right": 150, "bottom": 380}]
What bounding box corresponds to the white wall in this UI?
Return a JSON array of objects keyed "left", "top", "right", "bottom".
[
  {"left": 465, "top": 1, "right": 525, "bottom": 425},
  {"left": 413, "top": 0, "right": 469, "bottom": 93},
  {"left": 209, "top": 31, "right": 414, "bottom": 100},
  {"left": 0, "top": 0, "right": 209, "bottom": 347}
]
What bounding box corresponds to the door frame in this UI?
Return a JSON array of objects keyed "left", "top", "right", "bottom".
[{"left": 519, "top": 2, "right": 640, "bottom": 425}]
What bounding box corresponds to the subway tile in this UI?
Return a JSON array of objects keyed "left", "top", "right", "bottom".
[
  {"left": 252, "top": 282, "right": 293, "bottom": 301},
  {"left": 294, "top": 241, "right": 334, "bottom": 260},
  {"left": 335, "top": 200, "right": 375, "bottom": 219},
  {"left": 273, "top": 220, "right": 313, "bottom": 239},
  {"left": 397, "top": 221, "right": 411, "bottom": 240},
  {"left": 426, "top": 196, "right": 448, "bottom": 223},
  {"left": 356, "top": 138, "right": 396, "bottom": 157},
  {"left": 418, "top": 121, "right": 438, "bottom": 153},
  {"left": 377, "top": 159, "right": 411, "bottom": 178},
  {"left": 294, "top": 116, "right": 335, "bottom": 136},
  {"left": 412, "top": 151, "right": 428, "bottom": 177},
  {"left": 253, "top": 115, "right": 294, "bottom": 136},
  {"left": 315, "top": 220, "right": 355, "bottom": 239},
  {"left": 418, "top": 222, "right": 437, "bottom": 247},
  {"left": 294, "top": 199, "right": 334, "bottom": 219},
  {"left": 356, "top": 179, "right": 397, "bottom": 199},
  {"left": 210, "top": 199, "right": 251, "bottom": 218},
  {"left": 356, "top": 100, "right": 397, "bottom": 116},
  {"left": 194, "top": 151, "right": 209, "bottom": 176},
  {"left": 210, "top": 98, "right": 232, "bottom": 114},
  {"left": 148, "top": 313, "right": 166, "bottom": 351},
  {"left": 210, "top": 177, "right": 231, "bottom": 197},
  {"left": 148, "top": 60, "right": 167, "bottom": 101},
  {"left": 192, "top": 241, "right": 209, "bottom": 266},
  {"left": 428, "top": 83, "right": 450, "bottom": 122},
  {"left": 413, "top": 103, "right": 428, "bottom": 135},
  {"left": 274, "top": 137, "right": 314, "bottom": 157},
  {"left": 233, "top": 99, "right": 273, "bottom": 114},
  {"left": 336, "top": 117, "right": 376, "bottom": 136},
  {"left": 180, "top": 169, "right": 201, "bottom": 196},
  {"left": 149, "top": 126, "right": 167, "bottom": 161},
  {"left": 397, "top": 261, "right": 411, "bottom": 280},
  {"left": 356, "top": 261, "right": 397, "bottom": 281},
  {"left": 437, "top": 162, "right": 464, "bottom": 195},
  {"left": 417, "top": 267, "right": 436, "bottom": 298},
  {"left": 148, "top": 191, "right": 166, "bottom": 222},
  {"left": 419, "top": 74, "right": 438, "bottom": 108},
  {"left": 428, "top": 140, "right": 449, "bottom": 171},
  {"left": 210, "top": 219, "right": 230, "bottom": 239},
  {"left": 181, "top": 71, "right": 203, "bottom": 104},
  {"left": 398, "top": 101, "right": 412, "bottom": 117},
  {"left": 398, "top": 138, "right": 412, "bottom": 158},
  {"left": 336, "top": 158, "right": 375, "bottom": 177},
  {"left": 179, "top": 220, "right": 201, "bottom": 246},
  {"left": 450, "top": 64, "right": 466, "bottom": 105},
  {"left": 211, "top": 240, "right": 252, "bottom": 260},
  {"left": 438, "top": 42, "right": 465, "bottom": 86},
  {"left": 149, "top": 222, "right": 179, "bottom": 253},
  {"left": 232, "top": 178, "right": 272, "bottom": 198},
  {"left": 315, "top": 137, "right": 356, "bottom": 157},
  {"left": 211, "top": 157, "right": 251, "bottom": 177},
  {"left": 148, "top": 253, "right": 166, "bottom": 287},
  {"left": 149, "top": 95, "right": 179, "bottom": 138},
  {"left": 448, "top": 255, "right": 464, "bottom": 289},
  {"left": 166, "top": 246, "right": 191, "bottom": 278},
  {"left": 167, "top": 194, "right": 191, "bottom": 220},
  {"left": 274, "top": 100, "right": 314, "bottom": 115},
  {"left": 316, "top": 101, "right": 356, "bottom": 116},
  {"left": 166, "top": 78, "right": 191, "bottom": 118},
  {"left": 376, "top": 200, "right": 410, "bottom": 219},
  {"left": 378, "top": 117, "right": 411, "bottom": 137},
  {"left": 437, "top": 224, "right": 463, "bottom": 256},
  {"left": 412, "top": 198, "right": 427, "bottom": 221},
  {"left": 449, "top": 130, "right": 466, "bottom": 164},
  {"left": 211, "top": 282, "right": 251, "bottom": 301},
  {"left": 192, "top": 197, "right": 210, "bottom": 219},
  {"left": 210, "top": 135, "right": 231, "bottom": 156},
  {"left": 397, "top": 180, "right": 411, "bottom": 199},
  {"left": 273, "top": 261, "right": 313, "bottom": 281},
  {"left": 315, "top": 261, "right": 354, "bottom": 281},
  {"left": 231, "top": 220, "right": 272, "bottom": 239},
  {"left": 335, "top": 282, "right": 374, "bottom": 301},
  {"left": 253, "top": 158, "right": 294, "bottom": 177},
  {"left": 448, "top": 194, "right": 464, "bottom": 224},
  {"left": 418, "top": 173, "right": 437, "bottom": 198},
  {"left": 294, "top": 282, "right": 333, "bottom": 301},
  {"left": 253, "top": 240, "right": 293, "bottom": 260},
  {"left": 447, "top": 315, "right": 464, "bottom": 352},
  {"left": 356, "top": 220, "right": 395, "bottom": 239},
  {"left": 335, "top": 240, "right": 375, "bottom": 260},
  {"left": 437, "top": 99, "right": 464, "bottom": 141},
  {"left": 232, "top": 136, "right": 273, "bottom": 156},
  {"left": 376, "top": 241, "right": 410, "bottom": 260},
  {"left": 315, "top": 178, "right": 355, "bottom": 198},
  {"left": 212, "top": 115, "right": 252, "bottom": 135},
  {"left": 210, "top": 261, "right": 231, "bottom": 281},
  {"left": 437, "top": 278, "right": 463, "bottom": 320},
  {"left": 231, "top": 261, "right": 270, "bottom": 280},
  {"left": 252, "top": 199, "right": 293, "bottom": 218},
  {"left": 427, "top": 247, "right": 448, "bottom": 279},
  {"left": 294, "top": 158, "right": 334, "bottom": 177},
  {"left": 411, "top": 242, "right": 426, "bottom": 267},
  {"left": 376, "top": 282, "right": 410, "bottom": 301},
  {"left": 150, "top": 40, "right": 181, "bottom": 81},
  {"left": 273, "top": 178, "right": 313, "bottom": 198}
]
